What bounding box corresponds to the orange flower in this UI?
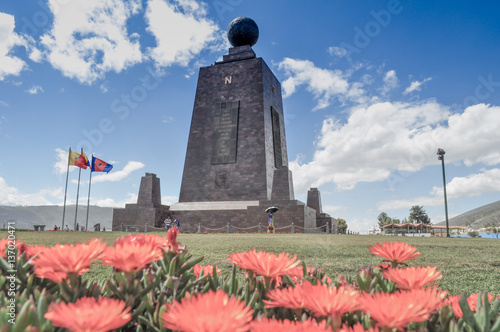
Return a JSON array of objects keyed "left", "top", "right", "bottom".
[
  {"left": 100, "top": 234, "right": 163, "bottom": 273},
  {"left": 0, "top": 238, "right": 9, "bottom": 258},
  {"left": 264, "top": 282, "right": 308, "bottom": 310},
  {"left": 249, "top": 318, "right": 330, "bottom": 331},
  {"left": 164, "top": 228, "right": 186, "bottom": 254},
  {"left": 228, "top": 249, "right": 300, "bottom": 278},
  {"left": 369, "top": 241, "right": 420, "bottom": 266},
  {"left": 24, "top": 244, "right": 47, "bottom": 260},
  {"left": 360, "top": 287, "right": 447, "bottom": 330},
  {"left": 161, "top": 290, "right": 253, "bottom": 332},
  {"left": 16, "top": 241, "right": 27, "bottom": 256},
  {"left": 448, "top": 293, "right": 497, "bottom": 318},
  {"left": 301, "top": 282, "right": 360, "bottom": 318},
  {"left": 137, "top": 233, "right": 169, "bottom": 250},
  {"left": 466, "top": 293, "right": 496, "bottom": 311},
  {"left": 193, "top": 264, "right": 222, "bottom": 278},
  {"left": 45, "top": 297, "right": 131, "bottom": 332},
  {"left": 383, "top": 266, "right": 442, "bottom": 290},
  {"left": 412, "top": 287, "right": 448, "bottom": 311},
  {"left": 0, "top": 238, "right": 33, "bottom": 259},
  {"left": 31, "top": 238, "right": 105, "bottom": 283}
]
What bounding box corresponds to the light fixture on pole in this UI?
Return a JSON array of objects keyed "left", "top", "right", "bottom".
[{"left": 437, "top": 148, "right": 450, "bottom": 237}]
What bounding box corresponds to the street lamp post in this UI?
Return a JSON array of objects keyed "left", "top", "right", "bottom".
[{"left": 437, "top": 148, "right": 450, "bottom": 237}]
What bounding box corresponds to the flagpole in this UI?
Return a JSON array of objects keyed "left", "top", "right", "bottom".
[
  {"left": 61, "top": 147, "right": 71, "bottom": 230},
  {"left": 74, "top": 148, "right": 85, "bottom": 231},
  {"left": 85, "top": 155, "right": 93, "bottom": 231},
  {"left": 74, "top": 166, "right": 81, "bottom": 231}
]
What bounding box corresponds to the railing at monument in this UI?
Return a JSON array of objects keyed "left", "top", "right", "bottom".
[{"left": 111, "top": 221, "right": 336, "bottom": 234}]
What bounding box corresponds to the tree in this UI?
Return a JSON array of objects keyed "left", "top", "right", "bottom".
[
  {"left": 484, "top": 222, "right": 500, "bottom": 239},
  {"left": 408, "top": 205, "right": 431, "bottom": 224},
  {"left": 337, "top": 218, "right": 348, "bottom": 234},
  {"left": 377, "top": 212, "right": 393, "bottom": 229}
]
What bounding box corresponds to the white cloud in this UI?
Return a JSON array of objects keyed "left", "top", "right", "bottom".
[
  {"left": 91, "top": 161, "right": 145, "bottom": 183},
  {"left": 92, "top": 193, "right": 137, "bottom": 207},
  {"left": 431, "top": 168, "right": 500, "bottom": 199},
  {"left": 349, "top": 218, "right": 379, "bottom": 233},
  {"left": 403, "top": 77, "right": 432, "bottom": 95},
  {"left": 0, "top": 100, "right": 8, "bottom": 107},
  {"left": 290, "top": 100, "right": 450, "bottom": 192},
  {"left": 323, "top": 205, "right": 346, "bottom": 216},
  {"left": 378, "top": 168, "right": 500, "bottom": 212},
  {"left": 146, "top": 0, "right": 222, "bottom": 68},
  {"left": 162, "top": 115, "right": 175, "bottom": 123},
  {"left": 327, "top": 46, "right": 347, "bottom": 58},
  {"left": 0, "top": 177, "right": 62, "bottom": 206},
  {"left": 40, "top": 0, "right": 143, "bottom": 84},
  {"left": 54, "top": 148, "right": 69, "bottom": 175},
  {"left": 432, "top": 104, "right": 500, "bottom": 166},
  {"left": 27, "top": 85, "right": 44, "bottom": 94},
  {"left": 381, "top": 70, "right": 398, "bottom": 95},
  {"left": 100, "top": 82, "right": 109, "bottom": 93},
  {"left": 278, "top": 58, "right": 357, "bottom": 110},
  {"left": 290, "top": 102, "right": 500, "bottom": 195},
  {"left": 28, "top": 43, "right": 43, "bottom": 63},
  {"left": 0, "top": 12, "right": 28, "bottom": 80},
  {"left": 377, "top": 195, "right": 442, "bottom": 211},
  {"left": 161, "top": 195, "right": 178, "bottom": 205}
]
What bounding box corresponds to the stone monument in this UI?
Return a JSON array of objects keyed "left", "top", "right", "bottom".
[
  {"left": 112, "top": 173, "right": 169, "bottom": 230},
  {"left": 113, "top": 17, "right": 337, "bottom": 233}
]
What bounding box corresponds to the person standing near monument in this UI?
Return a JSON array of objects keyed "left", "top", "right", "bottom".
[
  {"left": 267, "top": 213, "right": 275, "bottom": 234},
  {"left": 175, "top": 219, "right": 180, "bottom": 230},
  {"left": 164, "top": 217, "right": 172, "bottom": 231}
]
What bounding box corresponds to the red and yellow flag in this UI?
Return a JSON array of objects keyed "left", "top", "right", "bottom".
[{"left": 69, "top": 149, "right": 88, "bottom": 169}]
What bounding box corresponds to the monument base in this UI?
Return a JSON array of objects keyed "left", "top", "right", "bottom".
[
  {"left": 112, "top": 174, "right": 337, "bottom": 234},
  {"left": 166, "top": 199, "right": 316, "bottom": 233},
  {"left": 112, "top": 203, "right": 170, "bottom": 229}
]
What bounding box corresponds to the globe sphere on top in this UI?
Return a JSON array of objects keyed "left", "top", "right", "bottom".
[{"left": 227, "top": 17, "right": 259, "bottom": 47}]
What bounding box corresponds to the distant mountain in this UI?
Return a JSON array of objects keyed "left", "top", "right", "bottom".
[
  {"left": 435, "top": 200, "right": 500, "bottom": 229},
  {"left": 0, "top": 205, "right": 113, "bottom": 230}
]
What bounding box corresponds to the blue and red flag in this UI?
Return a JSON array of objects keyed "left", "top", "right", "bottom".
[{"left": 91, "top": 156, "right": 113, "bottom": 173}]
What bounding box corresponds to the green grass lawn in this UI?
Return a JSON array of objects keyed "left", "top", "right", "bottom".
[{"left": 4, "top": 231, "right": 500, "bottom": 295}]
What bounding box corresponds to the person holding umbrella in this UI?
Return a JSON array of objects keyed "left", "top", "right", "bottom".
[{"left": 265, "top": 206, "right": 278, "bottom": 234}]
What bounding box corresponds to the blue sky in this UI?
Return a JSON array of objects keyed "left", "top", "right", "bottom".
[{"left": 1, "top": 0, "right": 500, "bottom": 232}]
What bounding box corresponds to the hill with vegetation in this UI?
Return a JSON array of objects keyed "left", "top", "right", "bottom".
[{"left": 436, "top": 200, "right": 500, "bottom": 229}]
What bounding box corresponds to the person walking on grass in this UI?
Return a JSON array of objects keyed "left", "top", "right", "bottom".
[{"left": 164, "top": 217, "right": 172, "bottom": 232}]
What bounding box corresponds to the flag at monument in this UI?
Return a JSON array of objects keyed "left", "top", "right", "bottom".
[
  {"left": 69, "top": 149, "right": 88, "bottom": 169},
  {"left": 91, "top": 156, "right": 113, "bottom": 173}
]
